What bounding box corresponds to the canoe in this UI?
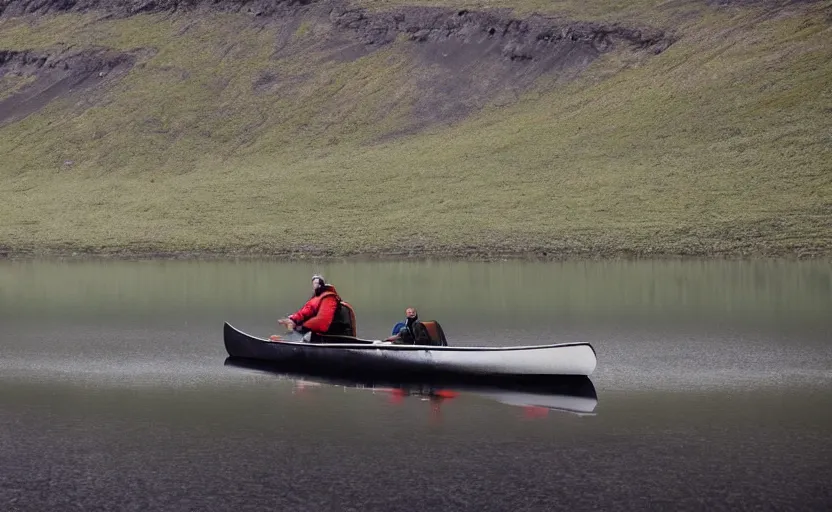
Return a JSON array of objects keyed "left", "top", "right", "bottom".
[{"left": 223, "top": 322, "right": 597, "bottom": 377}]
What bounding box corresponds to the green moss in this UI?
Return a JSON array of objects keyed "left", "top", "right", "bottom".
[
  {"left": 0, "top": 73, "right": 36, "bottom": 100},
  {"left": 294, "top": 20, "right": 313, "bottom": 39}
]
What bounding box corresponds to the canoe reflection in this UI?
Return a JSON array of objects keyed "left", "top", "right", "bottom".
[{"left": 224, "top": 356, "right": 597, "bottom": 416}]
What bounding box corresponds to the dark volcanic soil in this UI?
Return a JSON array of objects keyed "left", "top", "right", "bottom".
[
  {"left": 326, "top": 5, "right": 673, "bottom": 128},
  {"left": 0, "top": 48, "right": 137, "bottom": 126}
]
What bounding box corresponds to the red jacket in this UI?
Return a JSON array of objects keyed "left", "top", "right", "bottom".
[{"left": 288, "top": 285, "right": 341, "bottom": 334}]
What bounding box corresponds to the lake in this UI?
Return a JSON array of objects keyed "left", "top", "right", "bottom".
[{"left": 1, "top": 259, "right": 830, "bottom": 511}]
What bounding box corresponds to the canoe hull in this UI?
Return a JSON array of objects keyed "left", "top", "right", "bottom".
[{"left": 223, "top": 322, "right": 597, "bottom": 377}]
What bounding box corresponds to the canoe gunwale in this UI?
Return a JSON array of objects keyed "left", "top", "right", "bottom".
[{"left": 225, "top": 322, "right": 597, "bottom": 355}]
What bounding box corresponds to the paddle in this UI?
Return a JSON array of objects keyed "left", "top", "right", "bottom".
[
  {"left": 269, "top": 329, "right": 309, "bottom": 342},
  {"left": 270, "top": 317, "right": 306, "bottom": 342},
  {"left": 269, "top": 321, "right": 303, "bottom": 342}
]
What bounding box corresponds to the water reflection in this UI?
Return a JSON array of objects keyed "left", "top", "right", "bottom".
[
  {"left": 224, "top": 356, "right": 598, "bottom": 416},
  {"left": 2, "top": 259, "right": 830, "bottom": 336}
]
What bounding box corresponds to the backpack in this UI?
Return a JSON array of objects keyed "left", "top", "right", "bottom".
[
  {"left": 327, "top": 300, "right": 357, "bottom": 337},
  {"left": 399, "top": 320, "right": 448, "bottom": 346}
]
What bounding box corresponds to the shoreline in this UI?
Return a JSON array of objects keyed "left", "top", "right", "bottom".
[{"left": 1, "top": 245, "right": 828, "bottom": 263}]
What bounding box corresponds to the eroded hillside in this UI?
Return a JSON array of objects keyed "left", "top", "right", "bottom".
[
  {"left": 0, "top": 1, "right": 673, "bottom": 135},
  {"left": 0, "top": 0, "right": 829, "bottom": 259}
]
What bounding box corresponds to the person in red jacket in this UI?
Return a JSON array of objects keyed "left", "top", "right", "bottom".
[{"left": 278, "top": 275, "right": 342, "bottom": 340}]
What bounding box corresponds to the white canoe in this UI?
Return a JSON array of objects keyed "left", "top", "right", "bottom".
[{"left": 224, "top": 322, "right": 597, "bottom": 377}]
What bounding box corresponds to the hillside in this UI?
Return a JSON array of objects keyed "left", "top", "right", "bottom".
[{"left": 0, "top": 0, "right": 829, "bottom": 259}]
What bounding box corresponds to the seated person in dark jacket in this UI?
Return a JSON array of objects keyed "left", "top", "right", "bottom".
[{"left": 385, "top": 307, "right": 429, "bottom": 344}]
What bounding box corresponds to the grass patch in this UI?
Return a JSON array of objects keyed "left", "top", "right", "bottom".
[
  {"left": 351, "top": 0, "right": 703, "bottom": 25},
  {"left": 0, "top": 72, "right": 36, "bottom": 100},
  {"left": 0, "top": 1, "right": 830, "bottom": 259}
]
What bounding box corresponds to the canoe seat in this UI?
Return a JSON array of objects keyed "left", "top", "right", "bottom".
[
  {"left": 340, "top": 301, "right": 357, "bottom": 337},
  {"left": 413, "top": 320, "right": 448, "bottom": 346}
]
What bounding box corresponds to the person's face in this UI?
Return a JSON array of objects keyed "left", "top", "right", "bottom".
[
  {"left": 313, "top": 279, "right": 323, "bottom": 293},
  {"left": 405, "top": 308, "right": 416, "bottom": 319}
]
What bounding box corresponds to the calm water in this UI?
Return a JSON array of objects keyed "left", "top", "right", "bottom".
[{"left": 1, "top": 259, "right": 831, "bottom": 511}]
